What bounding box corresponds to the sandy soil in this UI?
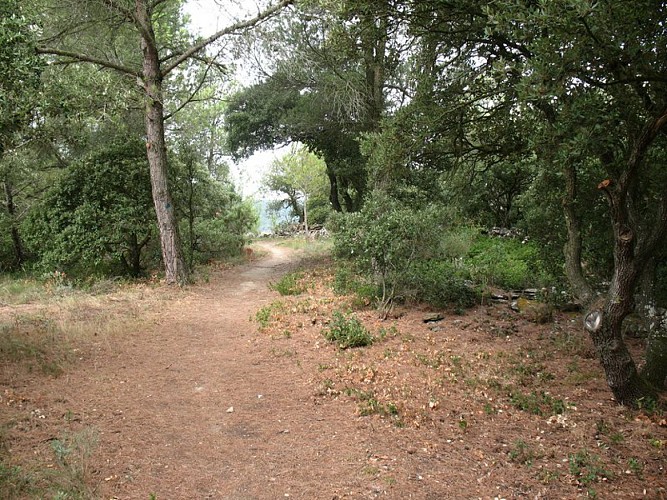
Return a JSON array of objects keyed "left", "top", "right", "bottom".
[{"left": 1, "top": 241, "right": 665, "bottom": 499}]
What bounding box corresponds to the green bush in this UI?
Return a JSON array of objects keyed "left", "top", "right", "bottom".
[
  {"left": 408, "top": 260, "right": 479, "bottom": 309},
  {"left": 270, "top": 272, "right": 306, "bottom": 296},
  {"left": 323, "top": 311, "right": 374, "bottom": 349},
  {"left": 466, "top": 236, "right": 548, "bottom": 290},
  {"left": 331, "top": 191, "right": 444, "bottom": 310},
  {"left": 333, "top": 266, "right": 380, "bottom": 303}
]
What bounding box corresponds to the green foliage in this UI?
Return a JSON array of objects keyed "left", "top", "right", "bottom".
[
  {"left": 466, "top": 236, "right": 548, "bottom": 290},
  {"left": 270, "top": 272, "right": 306, "bottom": 296},
  {"left": 509, "top": 390, "right": 567, "bottom": 416},
  {"left": 24, "top": 139, "right": 156, "bottom": 278},
  {"left": 0, "top": 462, "right": 34, "bottom": 498},
  {"left": 255, "top": 301, "right": 286, "bottom": 330},
  {"left": 333, "top": 265, "right": 380, "bottom": 304},
  {"left": 332, "top": 191, "right": 446, "bottom": 310},
  {"left": 323, "top": 311, "right": 373, "bottom": 349},
  {"left": 509, "top": 439, "right": 536, "bottom": 466},
  {"left": 263, "top": 145, "right": 330, "bottom": 230},
  {"left": 407, "top": 260, "right": 479, "bottom": 309},
  {"left": 568, "top": 450, "right": 612, "bottom": 487},
  {"left": 0, "top": 0, "right": 43, "bottom": 150},
  {"left": 172, "top": 145, "right": 256, "bottom": 267}
]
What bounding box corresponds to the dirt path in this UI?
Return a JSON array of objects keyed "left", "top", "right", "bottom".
[
  {"left": 3, "top": 242, "right": 665, "bottom": 499},
  {"left": 28, "top": 243, "right": 382, "bottom": 499}
]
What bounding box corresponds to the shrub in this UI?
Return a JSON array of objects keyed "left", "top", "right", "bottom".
[
  {"left": 331, "top": 191, "right": 445, "bottom": 311},
  {"left": 408, "top": 260, "right": 479, "bottom": 309},
  {"left": 270, "top": 272, "right": 306, "bottom": 296},
  {"left": 323, "top": 311, "right": 374, "bottom": 349},
  {"left": 466, "top": 236, "right": 548, "bottom": 290}
]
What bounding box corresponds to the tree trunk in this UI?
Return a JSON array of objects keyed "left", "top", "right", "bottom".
[
  {"left": 327, "top": 169, "right": 342, "bottom": 212},
  {"left": 303, "top": 193, "right": 309, "bottom": 234},
  {"left": 562, "top": 163, "right": 594, "bottom": 306},
  {"left": 137, "top": 1, "right": 187, "bottom": 285},
  {"left": 3, "top": 180, "right": 25, "bottom": 268},
  {"left": 638, "top": 260, "right": 667, "bottom": 389},
  {"left": 586, "top": 264, "right": 656, "bottom": 406}
]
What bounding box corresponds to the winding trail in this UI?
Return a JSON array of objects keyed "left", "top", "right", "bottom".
[{"left": 55, "top": 242, "right": 376, "bottom": 498}]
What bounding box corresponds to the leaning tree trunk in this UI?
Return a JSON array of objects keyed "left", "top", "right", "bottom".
[
  {"left": 637, "top": 260, "right": 667, "bottom": 389},
  {"left": 586, "top": 260, "right": 656, "bottom": 406},
  {"left": 138, "top": 2, "right": 187, "bottom": 285}
]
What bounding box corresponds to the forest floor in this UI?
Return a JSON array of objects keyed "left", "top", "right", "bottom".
[{"left": 0, "top": 240, "right": 665, "bottom": 499}]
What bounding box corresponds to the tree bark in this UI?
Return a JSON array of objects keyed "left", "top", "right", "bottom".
[
  {"left": 327, "top": 169, "right": 342, "bottom": 212},
  {"left": 137, "top": 0, "right": 187, "bottom": 285},
  {"left": 562, "top": 162, "right": 594, "bottom": 306},
  {"left": 586, "top": 256, "right": 656, "bottom": 406},
  {"left": 3, "top": 180, "right": 25, "bottom": 268},
  {"left": 587, "top": 108, "right": 667, "bottom": 405}
]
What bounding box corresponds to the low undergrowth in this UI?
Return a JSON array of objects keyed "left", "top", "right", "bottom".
[{"left": 255, "top": 260, "right": 667, "bottom": 499}]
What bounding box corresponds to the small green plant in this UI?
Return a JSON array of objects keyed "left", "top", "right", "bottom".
[
  {"left": 609, "top": 432, "right": 624, "bottom": 444},
  {"left": 270, "top": 272, "right": 306, "bottom": 296},
  {"left": 627, "top": 457, "right": 643, "bottom": 478},
  {"left": 509, "top": 439, "right": 535, "bottom": 466},
  {"left": 254, "top": 301, "right": 285, "bottom": 329},
  {"left": 509, "top": 390, "right": 567, "bottom": 416},
  {"left": 568, "top": 450, "right": 612, "bottom": 487},
  {"left": 49, "top": 428, "right": 99, "bottom": 497},
  {"left": 0, "top": 463, "right": 34, "bottom": 498},
  {"left": 323, "top": 311, "right": 373, "bottom": 349},
  {"left": 649, "top": 437, "right": 664, "bottom": 449}
]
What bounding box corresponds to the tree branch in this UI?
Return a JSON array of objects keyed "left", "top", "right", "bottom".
[
  {"left": 164, "top": 49, "right": 222, "bottom": 121},
  {"left": 161, "top": 0, "right": 293, "bottom": 77},
  {"left": 98, "top": 0, "right": 134, "bottom": 22},
  {"left": 36, "top": 47, "right": 141, "bottom": 78}
]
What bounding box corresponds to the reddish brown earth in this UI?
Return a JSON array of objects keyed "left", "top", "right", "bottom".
[{"left": 1, "top": 241, "right": 666, "bottom": 499}]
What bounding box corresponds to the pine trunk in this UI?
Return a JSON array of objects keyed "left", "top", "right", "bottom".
[{"left": 138, "top": 1, "right": 187, "bottom": 285}]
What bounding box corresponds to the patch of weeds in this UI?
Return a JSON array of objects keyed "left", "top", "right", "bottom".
[
  {"left": 0, "top": 317, "right": 71, "bottom": 376},
  {"left": 609, "top": 432, "right": 624, "bottom": 445},
  {"left": 323, "top": 311, "right": 373, "bottom": 349},
  {"left": 551, "top": 331, "right": 593, "bottom": 358},
  {"left": 565, "top": 360, "right": 599, "bottom": 384},
  {"left": 0, "top": 277, "right": 51, "bottom": 305},
  {"left": 649, "top": 437, "right": 664, "bottom": 449},
  {"left": 483, "top": 403, "right": 496, "bottom": 415},
  {"left": 254, "top": 301, "right": 285, "bottom": 329},
  {"left": 377, "top": 325, "right": 398, "bottom": 341},
  {"left": 511, "top": 362, "right": 553, "bottom": 387},
  {"left": 270, "top": 272, "right": 306, "bottom": 296},
  {"left": 627, "top": 457, "right": 643, "bottom": 478},
  {"left": 346, "top": 388, "right": 401, "bottom": 422},
  {"left": 635, "top": 396, "right": 661, "bottom": 415},
  {"left": 568, "top": 449, "right": 612, "bottom": 487},
  {"left": 0, "top": 463, "right": 35, "bottom": 498},
  {"left": 49, "top": 427, "right": 99, "bottom": 498},
  {"left": 538, "top": 469, "right": 560, "bottom": 484},
  {"left": 509, "top": 439, "right": 536, "bottom": 466},
  {"left": 415, "top": 351, "right": 447, "bottom": 369},
  {"left": 509, "top": 390, "right": 567, "bottom": 416}
]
